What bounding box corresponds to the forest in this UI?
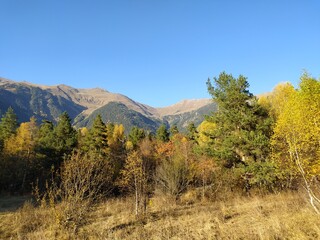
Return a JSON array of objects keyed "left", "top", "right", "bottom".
[{"left": 0, "top": 71, "right": 320, "bottom": 239}]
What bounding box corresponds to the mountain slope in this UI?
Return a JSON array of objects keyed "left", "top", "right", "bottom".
[
  {"left": 0, "top": 77, "right": 215, "bottom": 131},
  {"left": 163, "top": 102, "right": 217, "bottom": 130},
  {"left": 157, "top": 99, "right": 212, "bottom": 116},
  {"left": 0, "top": 78, "right": 85, "bottom": 123},
  {"left": 75, "top": 102, "right": 164, "bottom": 133}
]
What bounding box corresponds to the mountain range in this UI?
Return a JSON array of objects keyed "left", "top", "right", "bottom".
[{"left": 0, "top": 77, "right": 216, "bottom": 132}]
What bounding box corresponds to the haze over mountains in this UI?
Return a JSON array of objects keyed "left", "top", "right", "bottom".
[{"left": 0, "top": 77, "right": 216, "bottom": 132}]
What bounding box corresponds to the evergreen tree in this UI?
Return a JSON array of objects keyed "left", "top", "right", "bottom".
[
  {"left": 187, "top": 122, "right": 198, "bottom": 142},
  {"left": 206, "top": 72, "right": 272, "bottom": 167},
  {"left": 88, "top": 114, "right": 108, "bottom": 153},
  {"left": 169, "top": 124, "right": 179, "bottom": 137},
  {"left": 0, "top": 107, "right": 18, "bottom": 150},
  {"left": 38, "top": 120, "right": 55, "bottom": 152},
  {"left": 156, "top": 124, "right": 169, "bottom": 142},
  {"left": 53, "top": 112, "right": 77, "bottom": 155},
  {"left": 128, "top": 126, "right": 145, "bottom": 149}
]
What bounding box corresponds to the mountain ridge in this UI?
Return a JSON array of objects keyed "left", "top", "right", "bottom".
[{"left": 0, "top": 77, "right": 215, "bottom": 131}]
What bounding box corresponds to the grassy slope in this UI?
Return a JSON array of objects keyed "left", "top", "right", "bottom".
[{"left": 1, "top": 191, "right": 320, "bottom": 239}]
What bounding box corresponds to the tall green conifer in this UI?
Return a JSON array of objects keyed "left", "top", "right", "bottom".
[
  {"left": 0, "top": 107, "right": 18, "bottom": 150},
  {"left": 206, "top": 72, "right": 272, "bottom": 167}
]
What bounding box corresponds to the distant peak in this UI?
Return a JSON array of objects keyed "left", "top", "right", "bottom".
[
  {"left": 157, "top": 98, "right": 212, "bottom": 116},
  {"left": 93, "top": 87, "right": 108, "bottom": 92},
  {"left": 57, "top": 84, "right": 73, "bottom": 89},
  {"left": 79, "top": 87, "right": 109, "bottom": 93},
  {"left": 0, "top": 77, "right": 11, "bottom": 84}
]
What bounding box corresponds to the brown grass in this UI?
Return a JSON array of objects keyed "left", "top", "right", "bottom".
[{"left": 1, "top": 191, "right": 320, "bottom": 239}]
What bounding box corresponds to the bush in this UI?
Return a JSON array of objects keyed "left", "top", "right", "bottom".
[{"left": 40, "top": 151, "right": 111, "bottom": 234}]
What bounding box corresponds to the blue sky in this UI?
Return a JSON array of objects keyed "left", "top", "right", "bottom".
[{"left": 1, "top": 1, "right": 319, "bottom": 107}]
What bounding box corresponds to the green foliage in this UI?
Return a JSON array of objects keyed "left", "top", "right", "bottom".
[
  {"left": 169, "top": 124, "right": 179, "bottom": 137},
  {"left": 53, "top": 112, "right": 77, "bottom": 154},
  {"left": 206, "top": 72, "right": 272, "bottom": 166},
  {"left": 0, "top": 107, "right": 18, "bottom": 150},
  {"left": 128, "top": 126, "right": 146, "bottom": 148},
  {"left": 163, "top": 102, "right": 217, "bottom": 133},
  {"left": 75, "top": 102, "right": 163, "bottom": 133},
  {"left": 87, "top": 114, "right": 108, "bottom": 154},
  {"left": 0, "top": 84, "right": 85, "bottom": 124},
  {"left": 37, "top": 120, "right": 55, "bottom": 152},
  {"left": 187, "top": 122, "right": 198, "bottom": 141},
  {"left": 244, "top": 161, "right": 282, "bottom": 191},
  {"left": 156, "top": 124, "right": 169, "bottom": 142}
]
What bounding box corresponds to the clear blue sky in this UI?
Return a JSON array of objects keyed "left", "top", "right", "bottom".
[{"left": 1, "top": 1, "right": 319, "bottom": 107}]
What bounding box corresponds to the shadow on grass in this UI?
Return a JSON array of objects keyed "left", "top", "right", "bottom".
[{"left": 0, "top": 195, "right": 32, "bottom": 213}]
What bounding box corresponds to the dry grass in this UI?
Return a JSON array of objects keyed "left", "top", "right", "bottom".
[{"left": 1, "top": 191, "right": 320, "bottom": 239}]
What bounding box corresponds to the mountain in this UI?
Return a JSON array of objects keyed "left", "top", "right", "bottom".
[
  {"left": 74, "top": 102, "right": 164, "bottom": 133},
  {"left": 163, "top": 102, "right": 217, "bottom": 130},
  {"left": 0, "top": 77, "right": 216, "bottom": 132},
  {"left": 0, "top": 78, "right": 85, "bottom": 123}
]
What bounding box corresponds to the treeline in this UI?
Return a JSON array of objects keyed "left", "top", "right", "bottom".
[{"left": 0, "top": 71, "right": 319, "bottom": 216}]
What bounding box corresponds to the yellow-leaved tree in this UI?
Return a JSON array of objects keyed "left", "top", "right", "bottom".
[
  {"left": 5, "top": 116, "right": 38, "bottom": 157},
  {"left": 258, "top": 82, "right": 296, "bottom": 121},
  {"left": 271, "top": 73, "right": 320, "bottom": 213},
  {"left": 4, "top": 116, "right": 39, "bottom": 191},
  {"left": 197, "top": 120, "right": 216, "bottom": 147}
]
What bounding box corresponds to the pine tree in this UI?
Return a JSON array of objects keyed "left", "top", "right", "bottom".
[
  {"left": 38, "top": 120, "right": 55, "bottom": 151},
  {"left": 156, "top": 124, "right": 169, "bottom": 142},
  {"left": 88, "top": 114, "right": 108, "bottom": 154},
  {"left": 53, "top": 112, "right": 77, "bottom": 155},
  {"left": 0, "top": 107, "right": 18, "bottom": 150},
  {"left": 128, "top": 126, "right": 146, "bottom": 149},
  {"left": 187, "top": 122, "right": 198, "bottom": 142},
  {"left": 169, "top": 124, "right": 179, "bottom": 137},
  {"left": 206, "top": 72, "right": 272, "bottom": 167}
]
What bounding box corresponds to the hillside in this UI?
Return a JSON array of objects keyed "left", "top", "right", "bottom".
[
  {"left": 0, "top": 77, "right": 215, "bottom": 131},
  {"left": 0, "top": 78, "right": 85, "bottom": 123},
  {"left": 74, "top": 102, "right": 164, "bottom": 133}
]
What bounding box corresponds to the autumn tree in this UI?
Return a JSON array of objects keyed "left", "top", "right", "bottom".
[
  {"left": 108, "top": 123, "right": 127, "bottom": 183},
  {"left": 194, "top": 154, "right": 217, "bottom": 200},
  {"left": 156, "top": 134, "right": 196, "bottom": 200},
  {"left": 2, "top": 117, "right": 39, "bottom": 192},
  {"left": 5, "top": 117, "right": 38, "bottom": 157},
  {"left": 258, "top": 82, "right": 295, "bottom": 121},
  {"left": 271, "top": 73, "right": 320, "bottom": 212},
  {"left": 119, "top": 151, "right": 148, "bottom": 215},
  {"left": 119, "top": 136, "right": 156, "bottom": 216},
  {"left": 197, "top": 120, "right": 216, "bottom": 147},
  {"left": 42, "top": 151, "right": 110, "bottom": 232}
]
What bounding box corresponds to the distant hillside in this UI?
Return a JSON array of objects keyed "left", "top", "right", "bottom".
[
  {"left": 74, "top": 102, "right": 164, "bottom": 133},
  {"left": 163, "top": 102, "right": 217, "bottom": 131},
  {"left": 0, "top": 77, "right": 216, "bottom": 132},
  {"left": 157, "top": 99, "right": 212, "bottom": 116},
  {"left": 0, "top": 78, "right": 85, "bottom": 123}
]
